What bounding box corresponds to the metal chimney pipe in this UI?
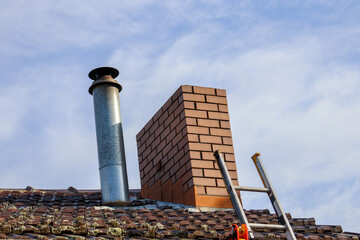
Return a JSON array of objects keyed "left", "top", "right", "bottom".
[{"left": 88, "top": 66, "right": 130, "bottom": 205}]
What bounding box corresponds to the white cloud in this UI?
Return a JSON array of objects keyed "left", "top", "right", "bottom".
[{"left": 0, "top": 0, "right": 359, "bottom": 233}]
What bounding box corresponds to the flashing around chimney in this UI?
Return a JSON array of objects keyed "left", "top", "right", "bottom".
[{"left": 88, "top": 67, "right": 130, "bottom": 206}]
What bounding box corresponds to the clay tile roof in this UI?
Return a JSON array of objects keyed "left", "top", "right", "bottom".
[{"left": 0, "top": 188, "right": 359, "bottom": 239}]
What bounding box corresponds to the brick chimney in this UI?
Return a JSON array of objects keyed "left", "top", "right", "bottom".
[{"left": 136, "top": 85, "right": 239, "bottom": 208}]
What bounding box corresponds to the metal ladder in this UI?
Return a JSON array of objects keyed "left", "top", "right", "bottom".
[{"left": 214, "top": 151, "right": 296, "bottom": 240}]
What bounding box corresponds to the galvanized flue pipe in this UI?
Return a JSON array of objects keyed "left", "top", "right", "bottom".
[{"left": 88, "top": 67, "right": 130, "bottom": 205}]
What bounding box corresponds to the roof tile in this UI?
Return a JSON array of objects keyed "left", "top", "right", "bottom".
[{"left": 0, "top": 189, "right": 359, "bottom": 239}]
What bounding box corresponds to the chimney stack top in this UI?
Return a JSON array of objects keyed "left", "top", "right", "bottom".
[{"left": 88, "top": 67, "right": 121, "bottom": 95}]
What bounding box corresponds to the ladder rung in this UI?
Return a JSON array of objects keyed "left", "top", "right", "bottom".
[
  {"left": 249, "top": 223, "right": 287, "bottom": 230},
  {"left": 235, "top": 186, "right": 270, "bottom": 193}
]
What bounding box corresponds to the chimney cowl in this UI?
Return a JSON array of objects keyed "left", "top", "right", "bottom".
[{"left": 88, "top": 67, "right": 122, "bottom": 95}]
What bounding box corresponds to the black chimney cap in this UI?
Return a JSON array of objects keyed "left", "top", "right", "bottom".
[{"left": 88, "top": 67, "right": 119, "bottom": 80}]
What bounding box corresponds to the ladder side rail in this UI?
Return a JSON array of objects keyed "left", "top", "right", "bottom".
[
  {"left": 214, "top": 151, "right": 255, "bottom": 239},
  {"left": 251, "top": 153, "right": 296, "bottom": 240}
]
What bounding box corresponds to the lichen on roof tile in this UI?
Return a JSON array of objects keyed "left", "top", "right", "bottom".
[{"left": 0, "top": 189, "right": 359, "bottom": 239}]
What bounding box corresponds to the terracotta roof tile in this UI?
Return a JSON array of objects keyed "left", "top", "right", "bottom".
[{"left": 0, "top": 189, "right": 359, "bottom": 239}]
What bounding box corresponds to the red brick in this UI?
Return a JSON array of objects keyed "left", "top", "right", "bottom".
[
  {"left": 160, "top": 127, "right": 170, "bottom": 141},
  {"left": 161, "top": 172, "right": 170, "bottom": 184},
  {"left": 162, "top": 97, "right": 173, "bottom": 112},
  {"left": 192, "top": 168, "right": 203, "bottom": 177},
  {"left": 182, "top": 93, "right": 205, "bottom": 102},
  {"left": 163, "top": 157, "right": 174, "bottom": 172},
  {"left": 156, "top": 139, "right": 167, "bottom": 153},
  {"left": 137, "top": 139, "right": 142, "bottom": 149},
  {"left": 199, "top": 135, "right": 222, "bottom": 144},
  {"left": 188, "top": 142, "right": 212, "bottom": 151},
  {"left": 159, "top": 110, "right": 169, "bottom": 124},
  {"left": 144, "top": 161, "right": 153, "bottom": 174},
  {"left": 145, "top": 133, "right": 155, "bottom": 148},
  {"left": 183, "top": 142, "right": 190, "bottom": 153},
  {"left": 168, "top": 99, "right": 180, "bottom": 114},
  {"left": 149, "top": 120, "right": 159, "bottom": 135},
  {"left": 193, "top": 177, "right": 216, "bottom": 187},
  {"left": 149, "top": 167, "right": 158, "bottom": 180},
  {"left": 212, "top": 144, "right": 234, "bottom": 153},
  {"left": 187, "top": 177, "right": 194, "bottom": 188},
  {"left": 171, "top": 132, "right": 183, "bottom": 146},
  {"left": 225, "top": 153, "right": 235, "bottom": 162},
  {"left": 206, "top": 187, "right": 228, "bottom": 196},
  {"left": 229, "top": 171, "right": 238, "bottom": 180},
  {"left": 222, "top": 137, "right": 233, "bottom": 145},
  {"left": 201, "top": 152, "right": 216, "bottom": 160},
  {"left": 185, "top": 117, "right": 197, "bottom": 126},
  {"left": 184, "top": 109, "right": 207, "bottom": 118},
  {"left": 139, "top": 130, "right": 150, "bottom": 145},
  {"left": 136, "top": 129, "right": 145, "bottom": 142},
  {"left": 196, "top": 102, "right": 218, "bottom": 111},
  {"left": 197, "top": 186, "right": 206, "bottom": 195},
  {"left": 175, "top": 165, "right": 187, "bottom": 180},
  {"left": 180, "top": 110, "right": 185, "bottom": 120},
  {"left": 154, "top": 123, "right": 165, "bottom": 138},
  {"left": 210, "top": 128, "right": 231, "bottom": 137},
  {"left": 172, "top": 87, "right": 183, "bottom": 102},
  {"left": 153, "top": 152, "right": 163, "bottom": 165},
  {"left": 181, "top": 85, "right": 193, "bottom": 93},
  {"left": 169, "top": 162, "right": 180, "bottom": 176},
  {"left": 175, "top": 119, "right": 187, "bottom": 134},
  {"left": 170, "top": 116, "right": 181, "bottom": 131},
  {"left": 138, "top": 142, "right": 146, "bottom": 155},
  {"left": 220, "top": 121, "right": 231, "bottom": 129},
  {"left": 218, "top": 104, "right": 228, "bottom": 112},
  {"left": 187, "top": 134, "right": 199, "bottom": 142},
  {"left": 190, "top": 160, "right": 214, "bottom": 169},
  {"left": 183, "top": 101, "right": 195, "bottom": 109},
  {"left": 204, "top": 169, "right": 222, "bottom": 178},
  {"left": 165, "top": 129, "right": 176, "bottom": 144},
  {"left": 138, "top": 154, "right": 143, "bottom": 164},
  {"left": 142, "top": 146, "right": 152, "bottom": 159},
  {"left": 197, "top": 119, "right": 219, "bottom": 128},
  {"left": 180, "top": 153, "right": 191, "bottom": 167},
  {"left": 208, "top": 112, "right": 229, "bottom": 120},
  {"left": 189, "top": 151, "right": 201, "bottom": 159},
  {"left": 174, "top": 104, "right": 185, "bottom": 117},
  {"left": 144, "top": 119, "right": 154, "bottom": 132},
  {"left": 173, "top": 147, "right": 185, "bottom": 163},
  {"left": 141, "top": 174, "right": 150, "bottom": 186},
  {"left": 139, "top": 159, "right": 148, "bottom": 171},
  {"left": 164, "top": 112, "right": 175, "bottom": 126},
  {"left": 216, "top": 89, "right": 226, "bottom": 96},
  {"left": 140, "top": 169, "right": 144, "bottom": 178},
  {"left": 171, "top": 175, "right": 176, "bottom": 184},
  {"left": 177, "top": 135, "right": 188, "bottom": 149},
  {"left": 148, "top": 135, "right": 159, "bottom": 150},
  {"left": 187, "top": 126, "right": 209, "bottom": 135},
  {"left": 153, "top": 108, "right": 163, "bottom": 122},
  {"left": 206, "top": 95, "right": 227, "bottom": 104},
  {"left": 225, "top": 162, "right": 237, "bottom": 171},
  {"left": 167, "top": 145, "right": 179, "bottom": 159},
  {"left": 193, "top": 86, "right": 216, "bottom": 95},
  {"left": 162, "top": 142, "right": 173, "bottom": 156},
  {"left": 148, "top": 149, "right": 157, "bottom": 162},
  {"left": 216, "top": 179, "right": 239, "bottom": 187}
]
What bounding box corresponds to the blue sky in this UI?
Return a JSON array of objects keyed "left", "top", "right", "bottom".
[{"left": 1, "top": 0, "right": 359, "bottom": 232}]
